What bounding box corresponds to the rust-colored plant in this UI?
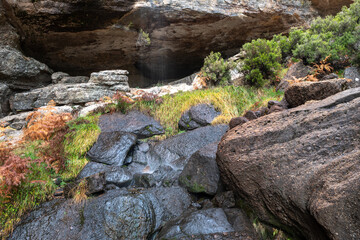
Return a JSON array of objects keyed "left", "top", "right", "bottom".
[
  {"left": 23, "top": 101, "right": 72, "bottom": 141},
  {"left": 313, "top": 55, "right": 334, "bottom": 79}
]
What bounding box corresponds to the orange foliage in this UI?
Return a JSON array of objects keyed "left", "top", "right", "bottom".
[{"left": 24, "top": 101, "right": 72, "bottom": 141}]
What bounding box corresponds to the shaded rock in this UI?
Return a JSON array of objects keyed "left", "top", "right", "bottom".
[
  {"left": 277, "top": 61, "right": 312, "bottom": 91},
  {"left": 179, "top": 143, "right": 220, "bottom": 195},
  {"left": 51, "top": 72, "right": 69, "bottom": 84},
  {"left": 64, "top": 172, "right": 106, "bottom": 198},
  {"left": 310, "top": 0, "right": 353, "bottom": 16},
  {"left": 87, "top": 132, "right": 136, "bottom": 166},
  {"left": 179, "top": 104, "right": 221, "bottom": 130},
  {"left": 0, "top": 46, "right": 52, "bottom": 90},
  {"left": 243, "top": 110, "right": 257, "bottom": 120},
  {"left": 132, "top": 173, "right": 157, "bottom": 188},
  {"left": 99, "top": 111, "right": 164, "bottom": 138},
  {"left": 284, "top": 79, "right": 350, "bottom": 108},
  {"left": 229, "top": 117, "right": 248, "bottom": 129},
  {"left": 212, "top": 191, "right": 235, "bottom": 208},
  {"left": 10, "top": 83, "right": 115, "bottom": 111},
  {"left": 60, "top": 76, "right": 89, "bottom": 84},
  {"left": 217, "top": 88, "right": 360, "bottom": 240},
  {"left": 156, "top": 208, "right": 234, "bottom": 239},
  {"left": 0, "top": 83, "right": 11, "bottom": 117},
  {"left": 9, "top": 187, "right": 192, "bottom": 240},
  {"left": 223, "top": 208, "right": 257, "bottom": 236},
  {"left": 2, "top": 0, "right": 318, "bottom": 87},
  {"left": 344, "top": 66, "right": 360, "bottom": 88},
  {"left": 320, "top": 73, "right": 339, "bottom": 81}
]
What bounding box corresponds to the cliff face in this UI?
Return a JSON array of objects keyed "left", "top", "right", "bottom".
[
  {"left": 310, "top": 0, "right": 353, "bottom": 16},
  {"left": 2, "top": 0, "right": 318, "bottom": 86}
]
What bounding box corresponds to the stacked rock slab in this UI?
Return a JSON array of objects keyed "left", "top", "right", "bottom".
[
  {"left": 217, "top": 88, "right": 360, "bottom": 240},
  {"left": 9, "top": 70, "right": 130, "bottom": 111}
]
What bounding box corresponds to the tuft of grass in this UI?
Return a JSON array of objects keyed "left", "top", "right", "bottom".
[
  {"left": 71, "top": 180, "right": 88, "bottom": 204},
  {"left": 151, "top": 86, "right": 283, "bottom": 136}
]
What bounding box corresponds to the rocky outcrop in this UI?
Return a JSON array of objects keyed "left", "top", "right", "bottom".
[
  {"left": 284, "top": 78, "right": 350, "bottom": 107},
  {"left": 344, "top": 66, "right": 360, "bottom": 88},
  {"left": 310, "top": 0, "right": 353, "bottom": 16},
  {"left": 276, "top": 61, "right": 312, "bottom": 91},
  {"left": 217, "top": 88, "right": 360, "bottom": 240},
  {"left": 2, "top": 0, "right": 320, "bottom": 86}
]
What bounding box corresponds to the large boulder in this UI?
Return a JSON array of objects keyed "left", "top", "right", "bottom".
[
  {"left": 217, "top": 88, "right": 360, "bottom": 240},
  {"left": 2, "top": 0, "right": 320, "bottom": 86},
  {"left": 0, "top": 46, "right": 53, "bottom": 90},
  {"left": 99, "top": 111, "right": 164, "bottom": 138},
  {"left": 284, "top": 79, "right": 350, "bottom": 107},
  {"left": 179, "top": 104, "right": 221, "bottom": 131},
  {"left": 179, "top": 143, "right": 220, "bottom": 195},
  {"left": 9, "top": 187, "right": 192, "bottom": 240}
]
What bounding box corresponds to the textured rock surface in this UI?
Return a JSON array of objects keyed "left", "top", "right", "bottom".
[
  {"left": 9, "top": 187, "right": 192, "bottom": 240},
  {"left": 229, "top": 117, "right": 249, "bottom": 129},
  {"left": 344, "top": 66, "right": 360, "bottom": 88},
  {"left": 99, "top": 111, "right": 164, "bottom": 138},
  {"left": 179, "top": 143, "right": 220, "bottom": 195},
  {"left": 217, "top": 88, "right": 360, "bottom": 240},
  {"left": 276, "top": 61, "right": 312, "bottom": 91},
  {"left": 0, "top": 46, "right": 53, "bottom": 90},
  {"left": 284, "top": 79, "right": 350, "bottom": 107},
  {"left": 9, "top": 83, "right": 116, "bottom": 111},
  {"left": 2, "top": 0, "right": 319, "bottom": 86},
  {"left": 0, "top": 83, "right": 11, "bottom": 117},
  {"left": 310, "top": 0, "right": 353, "bottom": 16},
  {"left": 179, "top": 104, "right": 220, "bottom": 130},
  {"left": 87, "top": 132, "right": 137, "bottom": 166}
]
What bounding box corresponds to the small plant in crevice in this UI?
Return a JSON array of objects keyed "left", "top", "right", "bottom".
[{"left": 71, "top": 180, "right": 88, "bottom": 204}]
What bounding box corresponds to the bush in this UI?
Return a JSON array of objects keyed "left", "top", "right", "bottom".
[
  {"left": 242, "top": 39, "right": 282, "bottom": 87},
  {"left": 201, "top": 52, "right": 234, "bottom": 86}
]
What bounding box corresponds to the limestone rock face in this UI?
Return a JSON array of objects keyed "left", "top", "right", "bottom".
[
  {"left": 2, "top": 0, "right": 319, "bottom": 86},
  {"left": 217, "top": 88, "right": 360, "bottom": 240}
]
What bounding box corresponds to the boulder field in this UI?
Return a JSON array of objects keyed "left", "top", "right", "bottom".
[{"left": 217, "top": 87, "right": 360, "bottom": 240}]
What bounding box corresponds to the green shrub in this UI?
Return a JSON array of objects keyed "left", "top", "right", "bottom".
[
  {"left": 242, "top": 39, "right": 282, "bottom": 87},
  {"left": 201, "top": 52, "right": 234, "bottom": 86}
]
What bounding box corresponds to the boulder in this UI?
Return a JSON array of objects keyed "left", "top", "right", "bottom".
[
  {"left": 64, "top": 172, "right": 106, "bottom": 198},
  {"left": 0, "top": 46, "right": 53, "bottom": 90},
  {"left": 179, "top": 104, "right": 221, "bottom": 130},
  {"left": 276, "top": 61, "right": 312, "bottom": 91},
  {"left": 2, "top": 0, "right": 319, "bottom": 86},
  {"left": 86, "top": 132, "right": 137, "bottom": 166},
  {"left": 243, "top": 110, "right": 258, "bottom": 120},
  {"left": 344, "top": 66, "right": 360, "bottom": 88},
  {"left": 179, "top": 143, "right": 220, "bottom": 195},
  {"left": 51, "top": 72, "right": 69, "bottom": 84},
  {"left": 217, "top": 88, "right": 360, "bottom": 240},
  {"left": 156, "top": 208, "right": 235, "bottom": 239},
  {"left": 229, "top": 117, "right": 249, "bottom": 129},
  {"left": 99, "top": 111, "right": 164, "bottom": 138},
  {"left": 89, "top": 70, "right": 129, "bottom": 92},
  {"left": 9, "top": 83, "right": 115, "bottom": 111},
  {"left": 9, "top": 187, "right": 192, "bottom": 240},
  {"left": 284, "top": 79, "right": 350, "bottom": 107},
  {"left": 320, "top": 73, "right": 339, "bottom": 81}
]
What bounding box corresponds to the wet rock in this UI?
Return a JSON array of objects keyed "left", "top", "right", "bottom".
[
  {"left": 156, "top": 208, "right": 234, "bottom": 239},
  {"left": 344, "top": 66, "right": 360, "bottom": 88},
  {"left": 89, "top": 70, "right": 130, "bottom": 92},
  {"left": 284, "top": 79, "right": 350, "bottom": 107},
  {"left": 99, "top": 111, "right": 164, "bottom": 138},
  {"left": 179, "top": 104, "right": 221, "bottom": 130},
  {"left": 277, "top": 61, "right": 312, "bottom": 91},
  {"left": 2, "top": 0, "right": 318, "bottom": 86},
  {"left": 64, "top": 172, "right": 106, "bottom": 198},
  {"left": 229, "top": 117, "right": 248, "bottom": 129},
  {"left": 217, "top": 88, "right": 360, "bottom": 240},
  {"left": 10, "top": 83, "right": 116, "bottom": 111},
  {"left": 132, "top": 173, "right": 157, "bottom": 188},
  {"left": 243, "top": 110, "right": 258, "bottom": 120},
  {"left": 77, "top": 162, "right": 133, "bottom": 187},
  {"left": 9, "top": 187, "right": 192, "bottom": 240},
  {"left": 179, "top": 143, "right": 220, "bottom": 195},
  {"left": 87, "top": 132, "right": 136, "bottom": 166},
  {"left": 0, "top": 46, "right": 53, "bottom": 90}
]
